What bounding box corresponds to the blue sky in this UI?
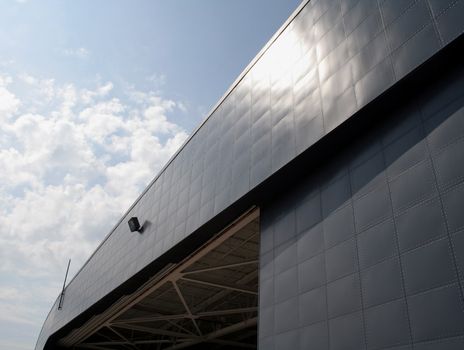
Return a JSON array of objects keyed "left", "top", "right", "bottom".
[
  {"left": 0, "top": 1, "right": 301, "bottom": 349},
  {"left": 1, "top": 0, "right": 301, "bottom": 129}
]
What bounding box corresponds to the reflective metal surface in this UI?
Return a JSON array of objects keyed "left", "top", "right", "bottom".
[
  {"left": 36, "top": 0, "right": 464, "bottom": 348},
  {"left": 259, "top": 54, "right": 464, "bottom": 349}
]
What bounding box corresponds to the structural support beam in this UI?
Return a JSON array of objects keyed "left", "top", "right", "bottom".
[
  {"left": 111, "top": 306, "right": 257, "bottom": 325},
  {"left": 172, "top": 280, "right": 203, "bottom": 336},
  {"left": 187, "top": 269, "right": 257, "bottom": 315},
  {"left": 107, "top": 326, "right": 139, "bottom": 350},
  {"left": 196, "top": 307, "right": 257, "bottom": 318},
  {"left": 163, "top": 317, "right": 258, "bottom": 350},
  {"left": 81, "top": 340, "right": 173, "bottom": 346},
  {"left": 60, "top": 208, "right": 260, "bottom": 349},
  {"left": 166, "top": 319, "right": 198, "bottom": 337},
  {"left": 113, "top": 323, "right": 196, "bottom": 339},
  {"left": 112, "top": 313, "right": 189, "bottom": 324},
  {"left": 182, "top": 260, "right": 258, "bottom": 275},
  {"left": 180, "top": 277, "right": 258, "bottom": 295}
]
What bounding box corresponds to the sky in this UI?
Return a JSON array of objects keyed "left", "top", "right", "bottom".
[{"left": 0, "top": 0, "right": 301, "bottom": 349}]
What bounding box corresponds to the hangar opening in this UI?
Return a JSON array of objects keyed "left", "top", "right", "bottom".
[{"left": 58, "top": 209, "right": 260, "bottom": 350}]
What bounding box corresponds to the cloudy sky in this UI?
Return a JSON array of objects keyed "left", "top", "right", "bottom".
[{"left": 0, "top": 0, "right": 301, "bottom": 349}]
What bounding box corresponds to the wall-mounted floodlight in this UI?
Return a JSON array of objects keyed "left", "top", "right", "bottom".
[{"left": 128, "top": 217, "right": 142, "bottom": 233}]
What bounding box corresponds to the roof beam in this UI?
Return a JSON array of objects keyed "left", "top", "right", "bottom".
[
  {"left": 196, "top": 306, "right": 257, "bottom": 318},
  {"left": 111, "top": 306, "right": 257, "bottom": 325},
  {"left": 112, "top": 323, "right": 195, "bottom": 339},
  {"left": 107, "top": 326, "right": 140, "bottom": 350},
  {"left": 182, "top": 259, "right": 258, "bottom": 275},
  {"left": 112, "top": 313, "right": 188, "bottom": 324},
  {"left": 172, "top": 280, "right": 203, "bottom": 336},
  {"left": 180, "top": 277, "right": 257, "bottom": 295},
  {"left": 62, "top": 208, "right": 259, "bottom": 348},
  {"left": 163, "top": 317, "right": 258, "bottom": 350}
]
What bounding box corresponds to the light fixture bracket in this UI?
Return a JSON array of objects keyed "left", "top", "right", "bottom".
[{"left": 128, "top": 217, "right": 142, "bottom": 233}]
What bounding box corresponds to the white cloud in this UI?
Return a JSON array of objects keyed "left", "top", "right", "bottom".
[
  {"left": 0, "top": 72, "right": 189, "bottom": 348},
  {"left": 177, "top": 101, "right": 188, "bottom": 113},
  {"left": 0, "top": 75, "right": 20, "bottom": 119},
  {"left": 0, "top": 287, "right": 19, "bottom": 300},
  {"left": 19, "top": 74, "right": 55, "bottom": 103},
  {"left": 80, "top": 81, "right": 114, "bottom": 105},
  {"left": 0, "top": 302, "right": 36, "bottom": 325},
  {"left": 61, "top": 47, "right": 90, "bottom": 59},
  {"left": 0, "top": 59, "right": 16, "bottom": 67},
  {"left": 146, "top": 73, "right": 167, "bottom": 88}
]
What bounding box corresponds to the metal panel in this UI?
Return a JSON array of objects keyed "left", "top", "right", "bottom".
[
  {"left": 37, "top": 0, "right": 464, "bottom": 348},
  {"left": 259, "top": 57, "right": 464, "bottom": 349}
]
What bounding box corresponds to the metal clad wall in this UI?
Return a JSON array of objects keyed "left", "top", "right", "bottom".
[
  {"left": 259, "top": 65, "right": 464, "bottom": 349},
  {"left": 37, "top": 0, "right": 464, "bottom": 348}
]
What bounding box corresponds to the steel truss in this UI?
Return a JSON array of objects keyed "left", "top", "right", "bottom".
[{"left": 60, "top": 208, "right": 260, "bottom": 349}]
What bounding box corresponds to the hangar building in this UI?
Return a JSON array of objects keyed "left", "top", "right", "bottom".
[{"left": 36, "top": 0, "right": 464, "bottom": 349}]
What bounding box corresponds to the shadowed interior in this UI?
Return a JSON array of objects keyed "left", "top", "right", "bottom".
[{"left": 58, "top": 210, "right": 260, "bottom": 350}]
